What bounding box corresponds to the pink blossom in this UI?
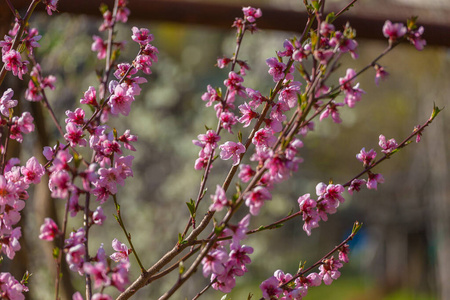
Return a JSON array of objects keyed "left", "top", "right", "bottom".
[
  {"left": 66, "top": 242, "right": 86, "bottom": 274},
  {"left": 211, "top": 265, "right": 237, "bottom": 293},
  {"left": 382, "top": 20, "right": 407, "bottom": 41},
  {"left": 260, "top": 276, "right": 282, "bottom": 299},
  {"left": 134, "top": 54, "right": 153, "bottom": 74},
  {"left": 111, "top": 261, "right": 130, "bottom": 291},
  {"left": 266, "top": 57, "right": 286, "bottom": 82},
  {"left": 367, "top": 172, "right": 384, "bottom": 190},
  {"left": 80, "top": 86, "right": 98, "bottom": 106},
  {"left": 314, "top": 49, "right": 334, "bottom": 65},
  {"left": 92, "top": 293, "right": 112, "bottom": 300},
  {"left": 2, "top": 50, "right": 28, "bottom": 80},
  {"left": 244, "top": 186, "right": 272, "bottom": 215},
  {"left": 0, "top": 88, "right": 18, "bottom": 117},
  {"left": 114, "top": 155, "right": 134, "bottom": 180},
  {"left": 329, "top": 31, "right": 358, "bottom": 58},
  {"left": 219, "top": 111, "right": 237, "bottom": 133},
  {"left": 201, "top": 85, "right": 221, "bottom": 107},
  {"left": 246, "top": 87, "right": 264, "bottom": 108},
  {"left": 356, "top": 147, "right": 377, "bottom": 167},
  {"left": 64, "top": 122, "right": 86, "bottom": 147},
  {"left": 227, "top": 214, "right": 251, "bottom": 246},
  {"left": 92, "top": 206, "right": 106, "bottom": 225},
  {"left": 279, "top": 81, "right": 302, "bottom": 108},
  {"left": 219, "top": 141, "right": 245, "bottom": 166},
  {"left": 97, "top": 167, "right": 121, "bottom": 194},
  {"left": 338, "top": 244, "right": 350, "bottom": 263},
  {"left": 116, "top": 2, "right": 130, "bottom": 23},
  {"left": 0, "top": 272, "right": 26, "bottom": 300},
  {"left": 201, "top": 248, "right": 228, "bottom": 277},
  {"left": 347, "top": 179, "right": 366, "bottom": 195},
  {"left": 141, "top": 44, "right": 159, "bottom": 63},
  {"left": 242, "top": 6, "right": 262, "bottom": 23},
  {"left": 238, "top": 102, "right": 258, "bottom": 127},
  {"left": 379, "top": 134, "right": 398, "bottom": 154},
  {"left": 43, "top": 0, "right": 58, "bottom": 15},
  {"left": 317, "top": 183, "right": 345, "bottom": 205},
  {"left": 319, "top": 257, "right": 343, "bottom": 285},
  {"left": 91, "top": 35, "right": 107, "bottom": 59},
  {"left": 99, "top": 10, "right": 113, "bottom": 31},
  {"left": 118, "top": 130, "right": 138, "bottom": 151},
  {"left": 252, "top": 128, "right": 276, "bottom": 150},
  {"left": 110, "top": 238, "right": 131, "bottom": 262},
  {"left": 48, "top": 170, "right": 71, "bottom": 199},
  {"left": 108, "top": 81, "right": 135, "bottom": 116},
  {"left": 193, "top": 130, "right": 221, "bottom": 155},
  {"left": 229, "top": 244, "right": 253, "bottom": 272},
  {"left": 238, "top": 164, "right": 255, "bottom": 183},
  {"left": 131, "top": 27, "right": 153, "bottom": 45},
  {"left": 277, "top": 39, "right": 294, "bottom": 58},
  {"left": 216, "top": 56, "right": 231, "bottom": 68},
  {"left": 65, "top": 108, "right": 85, "bottom": 125},
  {"left": 1, "top": 227, "right": 21, "bottom": 259},
  {"left": 92, "top": 183, "right": 110, "bottom": 204},
  {"left": 25, "top": 80, "right": 42, "bottom": 102},
  {"left": 374, "top": 65, "right": 389, "bottom": 86},
  {"left": 69, "top": 192, "right": 81, "bottom": 217},
  {"left": 408, "top": 26, "right": 426, "bottom": 51},
  {"left": 0, "top": 35, "right": 13, "bottom": 55},
  {"left": 298, "top": 194, "right": 319, "bottom": 236},
  {"left": 224, "top": 72, "right": 245, "bottom": 95},
  {"left": 17, "top": 112, "right": 35, "bottom": 134},
  {"left": 0, "top": 199, "right": 24, "bottom": 231},
  {"left": 20, "top": 157, "right": 45, "bottom": 185},
  {"left": 264, "top": 152, "right": 300, "bottom": 184},
  {"left": 84, "top": 261, "right": 110, "bottom": 288},
  {"left": 209, "top": 185, "right": 228, "bottom": 212},
  {"left": 0, "top": 175, "right": 18, "bottom": 205},
  {"left": 320, "top": 22, "right": 335, "bottom": 36},
  {"left": 339, "top": 68, "right": 365, "bottom": 107},
  {"left": 320, "top": 101, "right": 344, "bottom": 123}
]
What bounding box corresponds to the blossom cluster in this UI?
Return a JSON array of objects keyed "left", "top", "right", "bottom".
[
  {"left": 260, "top": 248, "right": 348, "bottom": 300},
  {"left": 0, "top": 0, "right": 430, "bottom": 299},
  {"left": 192, "top": 5, "right": 426, "bottom": 299},
  {"left": 0, "top": 0, "right": 160, "bottom": 298},
  {"left": 201, "top": 214, "right": 253, "bottom": 293}
]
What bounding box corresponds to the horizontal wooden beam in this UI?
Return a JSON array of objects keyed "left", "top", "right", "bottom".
[{"left": 7, "top": 0, "right": 450, "bottom": 47}]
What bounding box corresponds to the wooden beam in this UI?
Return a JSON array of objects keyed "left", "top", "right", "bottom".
[{"left": 7, "top": 0, "right": 450, "bottom": 47}]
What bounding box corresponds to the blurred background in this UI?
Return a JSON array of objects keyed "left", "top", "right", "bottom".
[{"left": 1, "top": 0, "right": 449, "bottom": 299}]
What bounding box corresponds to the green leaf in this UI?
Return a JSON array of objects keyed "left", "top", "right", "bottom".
[
  {"left": 326, "top": 12, "right": 336, "bottom": 24},
  {"left": 407, "top": 16, "right": 418, "bottom": 30},
  {"left": 310, "top": 30, "right": 318, "bottom": 50},
  {"left": 238, "top": 131, "right": 243, "bottom": 143},
  {"left": 352, "top": 221, "right": 363, "bottom": 235},
  {"left": 73, "top": 152, "right": 82, "bottom": 169},
  {"left": 186, "top": 199, "right": 196, "bottom": 218},
  {"left": 179, "top": 261, "right": 185, "bottom": 275},
  {"left": 99, "top": 3, "right": 109, "bottom": 14},
  {"left": 311, "top": 1, "right": 320, "bottom": 11},
  {"left": 430, "top": 102, "right": 443, "bottom": 121},
  {"left": 21, "top": 270, "right": 31, "bottom": 284},
  {"left": 214, "top": 224, "right": 225, "bottom": 235},
  {"left": 269, "top": 88, "right": 274, "bottom": 99},
  {"left": 53, "top": 247, "right": 60, "bottom": 259},
  {"left": 177, "top": 233, "right": 187, "bottom": 245}
]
